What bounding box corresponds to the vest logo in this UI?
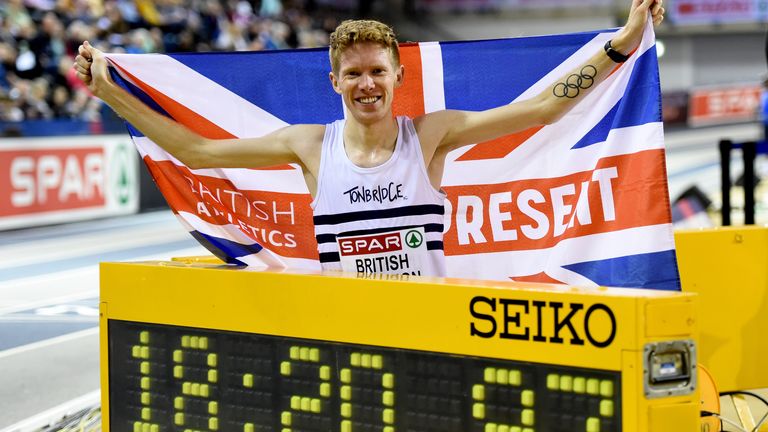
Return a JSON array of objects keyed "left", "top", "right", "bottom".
[
  {"left": 343, "top": 182, "right": 405, "bottom": 205},
  {"left": 405, "top": 230, "right": 423, "bottom": 248},
  {"left": 339, "top": 232, "right": 402, "bottom": 256}
]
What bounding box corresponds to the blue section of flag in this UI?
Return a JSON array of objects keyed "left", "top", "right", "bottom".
[
  {"left": 572, "top": 47, "right": 661, "bottom": 149},
  {"left": 189, "top": 230, "right": 262, "bottom": 265},
  {"left": 169, "top": 49, "right": 344, "bottom": 125},
  {"left": 110, "top": 67, "right": 172, "bottom": 138},
  {"left": 571, "top": 102, "right": 620, "bottom": 150},
  {"left": 563, "top": 250, "right": 681, "bottom": 291},
  {"left": 441, "top": 32, "right": 599, "bottom": 111},
  {"left": 612, "top": 45, "right": 662, "bottom": 127}
]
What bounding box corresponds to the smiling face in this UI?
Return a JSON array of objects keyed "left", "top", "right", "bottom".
[{"left": 329, "top": 42, "right": 403, "bottom": 125}]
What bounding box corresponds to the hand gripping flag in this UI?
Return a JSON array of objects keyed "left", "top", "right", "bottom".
[{"left": 106, "top": 20, "right": 681, "bottom": 290}]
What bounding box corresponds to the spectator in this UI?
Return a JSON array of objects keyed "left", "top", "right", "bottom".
[
  {"left": 3, "top": 0, "right": 33, "bottom": 37},
  {"left": 48, "top": 84, "right": 71, "bottom": 117},
  {"left": 761, "top": 77, "right": 768, "bottom": 142},
  {"left": 0, "top": 0, "right": 342, "bottom": 121}
]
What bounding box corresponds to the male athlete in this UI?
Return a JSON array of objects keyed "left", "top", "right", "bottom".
[{"left": 74, "top": 0, "right": 664, "bottom": 276}]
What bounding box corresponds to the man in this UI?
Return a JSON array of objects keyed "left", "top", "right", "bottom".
[{"left": 73, "top": 0, "right": 665, "bottom": 276}]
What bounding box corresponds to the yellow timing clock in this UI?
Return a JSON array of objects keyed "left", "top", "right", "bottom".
[{"left": 100, "top": 260, "right": 700, "bottom": 432}]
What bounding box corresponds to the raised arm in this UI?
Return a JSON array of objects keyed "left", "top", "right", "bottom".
[
  {"left": 73, "top": 42, "right": 323, "bottom": 171},
  {"left": 418, "top": 0, "right": 664, "bottom": 153}
]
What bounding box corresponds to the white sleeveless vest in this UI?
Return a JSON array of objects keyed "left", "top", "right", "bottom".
[{"left": 311, "top": 116, "right": 447, "bottom": 277}]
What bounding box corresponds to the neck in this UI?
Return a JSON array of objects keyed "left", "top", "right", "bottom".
[{"left": 343, "top": 116, "right": 399, "bottom": 167}]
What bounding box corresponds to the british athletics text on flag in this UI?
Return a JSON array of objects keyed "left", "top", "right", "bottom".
[{"left": 106, "top": 21, "right": 680, "bottom": 290}]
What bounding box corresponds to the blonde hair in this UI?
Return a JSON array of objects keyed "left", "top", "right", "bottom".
[{"left": 329, "top": 19, "right": 400, "bottom": 74}]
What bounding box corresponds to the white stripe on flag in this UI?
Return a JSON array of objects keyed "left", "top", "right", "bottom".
[
  {"left": 444, "top": 223, "right": 675, "bottom": 283},
  {"left": 234, "top": 253, "right": 321, "bottom": 269},
  {"left": 106, "top": 54, "right": 289, "bottom": 137},
  {"left": 419, "top": 42, "right": 446, "bottom": 113},
  {"left": 190, "top": 167, "right": 309, "bottom": 195},
  {"left": 442, "top": 122, "right": 663, "bottom": 186},
  {"left": 176, "top": 211, "right": 263, "bottom": 246}
]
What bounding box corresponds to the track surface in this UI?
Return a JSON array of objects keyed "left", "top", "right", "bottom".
[{"left": 0, "top": 211, "right": 207, "bottom": 429}]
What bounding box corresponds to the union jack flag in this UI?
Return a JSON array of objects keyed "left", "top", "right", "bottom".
[{"left": 106, "top": 20, "right": 680, "bottom": 290}]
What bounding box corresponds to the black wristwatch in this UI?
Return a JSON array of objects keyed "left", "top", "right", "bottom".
[{"left": 604, "top": 39, "right": 630, "bottom": 63}]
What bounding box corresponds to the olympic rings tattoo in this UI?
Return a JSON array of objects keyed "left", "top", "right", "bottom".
[{"left": 552, "top": 65, "right": 598, "bottom": 99}]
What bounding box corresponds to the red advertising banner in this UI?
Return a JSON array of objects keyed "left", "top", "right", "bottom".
[
  {"left": 0, "top": 136, "right": 139, "bottom": 230},
  {"left": 0, "top": 147, "right": 106, "bottom": 216},
  {"left": 688, "top": 84, "right": 762, "bottom": 126},
  {"left": 413, "top": 0, "right": 611, "bottom": 12},
  {"left": 671, "top": 0, "right": 765, "bottom": 24}
]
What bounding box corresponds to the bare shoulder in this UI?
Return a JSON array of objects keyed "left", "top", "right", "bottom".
[
  {"left": 413, "top": 110, "right": 464, "bottom": 150},
  {"left": 413, "top": 110, "right": 461, "bottom": 130},
  {"left": 280, "top": 123, "right": 326, "bottom": 141},
  {"left": 279, "top": 124, "right": 325, "bottom": 151},
  {"left": 280, "top": 123, "right": 326, "bottom": 172}
]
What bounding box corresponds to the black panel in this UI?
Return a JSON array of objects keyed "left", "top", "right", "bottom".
[{"left": 109, "top": 320, "right": 622, "bottom": 432}]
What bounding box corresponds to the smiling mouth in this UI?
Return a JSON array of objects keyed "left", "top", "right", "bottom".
[{"left": 356, "top": 96, "right": 381, "bottom": 105}]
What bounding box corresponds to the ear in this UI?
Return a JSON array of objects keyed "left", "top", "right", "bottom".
[
  {"left": 329, "top": 71, "right": 342, "bottom": 95},
  {"left": 394, "top": 64, "right": 405, "bottom": 88}
]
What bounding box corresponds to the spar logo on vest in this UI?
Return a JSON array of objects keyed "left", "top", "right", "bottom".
[
  {"left": 337, "top": 227, "right": 427, "bottom": 275},
  {"left": 343, "top": 182, "right": 406, "bottom": 205}
]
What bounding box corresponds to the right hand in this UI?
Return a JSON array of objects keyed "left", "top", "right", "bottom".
[
  {"left": 613, "top": 0, "right": 664, "bottom": 55},
  {"left": 73, "top": 41, "right": 112, "bottom": 98}
]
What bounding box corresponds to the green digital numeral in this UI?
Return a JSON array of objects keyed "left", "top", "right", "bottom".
[
  {"left": 280, "top": 345, "right": 331, "bottom": 432},
  {"left": 340, "top": 351, "right": 394, "bottom": 431},
  {"left": 132, "top": 331, "right": 160, "bottom": 432},
  {"left": 546, "top": 373, "right": 615, "bottom": 431},
  {"left": 174, "top": 334, "right": 218, "bottom": 430},
  {"left": 474, "top": 366, "right": 535, "bottom": 432}
]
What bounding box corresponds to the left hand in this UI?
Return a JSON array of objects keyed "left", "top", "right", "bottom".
[{"left": 614, "top": 0, "right": 665, "bottom": 55}]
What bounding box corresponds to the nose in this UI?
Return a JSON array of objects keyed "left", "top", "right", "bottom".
[{"left": 358, "top": 73, "right": 374, "bottom": 91}]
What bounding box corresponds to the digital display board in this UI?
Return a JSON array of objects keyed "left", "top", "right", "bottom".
[
  {"left": 110, "top": 320, "right": 621, "bottom": 432},
  {"left": 100, "top": 261, "right": 700, "bottom": 432}
]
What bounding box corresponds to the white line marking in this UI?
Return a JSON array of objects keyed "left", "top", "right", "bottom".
[
  {"left": 0, "top": 389, "right": 100, "bottom": 432},
  {"left": 0, "top": 327, "right": 98, "bottom": 360},
  {"left": 0, "top": 291, "right": 97, "bottom": 316}
]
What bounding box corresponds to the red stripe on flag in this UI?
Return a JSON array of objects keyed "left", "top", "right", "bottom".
[
  {"left": 392, "top": 43, "right": 426, "bottom": 118},
  {"left": 510, "top": 272, "right": 565, "bottom": 284},
  {"left": 456, "top": 126, "right": 544, "bottom": 161}
]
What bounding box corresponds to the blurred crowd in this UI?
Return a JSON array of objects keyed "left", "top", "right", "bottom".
[{"left": 0, "top": 0, "right": 341, "bottom": 122}]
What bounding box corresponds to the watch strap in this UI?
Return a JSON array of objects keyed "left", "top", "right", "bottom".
[{"left": 604, "top": 39, "right": 630, "bottom": 63}]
